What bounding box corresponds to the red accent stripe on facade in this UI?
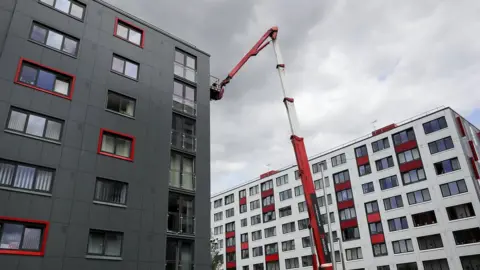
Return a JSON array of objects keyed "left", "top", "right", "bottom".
[
  {"left": 261, "top": 188, "right": 274, "bottom": 198},
  {"left": 225, "top": 231, "right": 235, "bottom": 238},
  {"left": 469, "top": 141, "right": 479, "bottom": 161},
  {"left": 370, "top": 234, "right": 385, "bottom": 244},
  {"left": 241, "top": 242, "right": 249, "bottom": 250},
  {"left": 372, "top": 123, "right": 397, "bottom": 136},
  {"left": 97, "top": 128, "right": 136, "bottom": 161},
  {"left": 114, "top": 17, "right": 145, "bottom": 48},
  {"left": 262, "top": 204, "right": 275, "bottom": 213},
  {"left": 367, "top": 212, "right": 381, "bottom": 223},
  {"left": 340, "top": 218, "right": 358, "bottom": 229},
  {"left": 399, "top": 159, "right": 423, "bottom": 173},
  {"left": 239, "top": 197, "right": 247, "bottom": 205},
  {"left": 226, "top": 261, "right": 236, "bottom": 269},
  {"left": 226, "top": 246, "right": 235, "bottom": 253},
  {"left": 356, "top": 155, "right": 369, "bottom": 166},
  {"left": 265, "top": 253, "right": 279, "bottom": 262},
  {"left": 334, "top": 180, "right": 351, "bottom": 192},
  {"left": 337, "top": 199, "right": 354, "bottom": 210},
  {"left": 456, "top": 116, "right": 466, "bottom": 137},
  {"left": 394, "top": 140, "right": 417, "bottom": 153},
  {"left": 260, "top": 170, "right": 277, "bottom": 179},
  {"left": 0, "top": 216, "right": 49, "bottom": 256},
  {"left": 470, "top": 157, "right": 480, "bottom": 180}
]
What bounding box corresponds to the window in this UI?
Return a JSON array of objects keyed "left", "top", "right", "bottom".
[
  {"left": 98, "top": 129, "right": 135, "bottom": 161},
  {"left": 225, "top": 194, "right": 234, "bottom": 205},
  {"left": 15, "top": 58, "right": 74, "bottom": 99},
  {"left": 372, "top": 243, "right": 388, "bottom": 257},
  {"left": 318, "top": 196, "right": 326, "bottom": 207},
  {"left": 241, "top": 218, "right": 247, "bottom": 227},
  {"left": 265, "top": 243, "right": 278, "bottom": 255},
  {"left": 276, "top": 174, "right": 288, "bottom": 186},
  {"left": 377, "top": 266, "right": 390, "bottom": 270},
  {"left": 262, "top": 195, "right": 274, "bottom": 207},
  {"left": 282, "top": 222, "right": 295, "bottom": 234},
  {"left": 298, "top": 201, "right": 306, "bottom": 213},
  {"left": 327, "top": 194, "right": 332, "bottom": 205},
  {"left": 226, "top": 208, "right": 234, "bottom": 218},
  {"left": 332, "top": 231, "right": 338, "bottom": 241},
  {"left": 213, "top": 212, "right": 222, "bottom": 221},
  {"left": 423, "top": 116, "right": 448, "bottom": 134},
  {"left": 218, "top": 239, "right": 223, "bottom": 248},
  {"left": 333, "top": 170, "right": 350, "bottom": 184},
  {"left": 239, "top": 204, "right": 247, "bottom": 213},
  {"left": 0, "top": 159, "right": 54, "bottom": 194},
  {"left": 94, "top": 178, "right": 128, "bottom": 205},
  {"left": 263, "top": 211, "right": 276, "bottom": 223},
  {"left": 264, "top": 227, "right": 276, "bottom": 238},
  {"left": 213, "top": 226, "right": 223, "bottom": 235},
  {"left": 30, "top": 22, "right": 79, "bottom": 56},
  {"left": 241, "top": 249, "right": 249, "bottom": 259},
  {"left": 379, "top": 175, "right": 399, "bottom": 190},
  {"left": 355, "top": 145, "right": 368, "bottom": 158},
  {"left": 369, "top": 222, "right": 383, "bottom": 235},
  {"left": 285, "top": 257, "right": 299, "bottom": 269},
  {"left": 249, "top": 185, "right": 259, "bottom": 196},
  {"left": 345, "top": 247, "right": 363, "bottom": 261},
  {"left": 365, "top": 201, "right": 379, "bottom": 214},
  {"left": 279, "top": 189, "right": 292, "bottom": 201},
  {"left": 324, "top": 177, "right": 330, "bottom": 187},
  {"left": 251, "top": 215, "right": 261, "bottom": 225},
  {"left": 331, "top": 153, "right": 347, "bottom": 167},
  {"left": 358, "top": 163, "right": 371, "bottom": 176},
  {"left": 252, "top": 246, "right": 263, "bottom": 256},
  {"left": 87, "top": 230, "right": 123, "bottom": 257},
  {"left": 375, "top": 156, "right": 394, "bottom": 171},
  {"left": 261, "top": 180, "right": 273, "bottom": 191},
  {"left": 460, "top": 255, "right": 480, "bottom": 270},
  {"left": 440, "top": 179, "right": 467, "bottom": 197},
  {"left": 397, "top": 262, "right": 418, "bottom": 270},
  {"left": 392, "top": 239, "right": 414, "bottom": 254},
  {"left": 397, "top": 148, "right": 420, "bottom": 164},
  {"left": 169, "top": 152, "right": 195, "bottom": 190},
  {"left": 240, "top": 233, "right": 248, "bottom": 243},
  {"left": 39, "top": 0, "right": 85, "bottom": 20},
  {"left": 335, "top": 251, "right": 341, "bottom": 262},
  {"left": 301, "top": 255, "right": 313, "bottom": 267},
  {"left": 362, "top": 182, "right": 374, "bottom": 194},
  {"left": 226, "top": 237, "right": 235, "bottom": 247},
  {"left": 282, "top": 240, "right": 295, "bottom": 252},
  {"left": 0, "top": 217, "right": 48, "bottom": 255},
  {"left": 250, "top": 200, "right": 260, "bottom": 210},
  {"left": 294, "top": 186, "right": 303, "bottom": 196},
  {"left": 423, "top": 259, "right": 449, "bottom": 270},
  {"left": 302, "top": 236, "right": 311, "bottom": 248},
  {"left": 106, "top": 91, "right": 138, "bottom": 118},
  {"left": 342, "top": 227, "right": 360, "bottom": 241},
  {"left": 226, "top": 251, "right": 235, "bottom": 262},
  {"left": 434, "top": 158, "right": 461, "bottom": 175},
  {"left": 114, "top": 18, "right": 144, "bottom": 47},
  {"left": 388, "top": 216, "right": 408, "bottom": 231},
  {"left": 453, "top": 227, "right": 480, "bottom": 245},
  {"left": 417, "top": 234, "right": 443, "bottom": 250},
  {"left": 393, "top": 128, "right": 415, "bottom": 146},
  {"left": 171, "top": 114, "right": 196, "bottom": 152},
  {"left": 383, "top": 195, "right": 403, "bottom": 210},
  {"left": 312, "top": 161, "right": 327, "bottom": 173},
  {"left": 314, "top": 179, "right": 324, "bottom": 190},
  {"left": 252, "top": 230, "right": 262, "bottom": 241},
  {"left": 298, "top": 218, "right": 309, "bottom": 230},
  {"left": 330, "top": 212, "right": 336, "bottom": 223},
  {"left": 412, "top": 210, "right": 437, "bottom": 227},
  {"left": 279, "top": 206, "right": 292, "bottom": 218},
  {"left": 407, "top": 188, "right": 431, "bottom": 205},
  {"left": 294, "top": 170, "right": 300, "bottom": 180},
  {"left": 213, "top": 199, "right": 222, "bottom": 208},
  {"left": 173, "top": 80, "right": 196, "bottom": 116},
  {"left": 402, "top": 168, "right": 426, "bottom": 185},
  {"left": 428, "top": 136, "right": 454, "bottom": 154},
  {"left": 372, "top": 137, "right": 390, "bottom": 152},
  {"left": 225, "top": 222, "right": 235, "bottom": 232},
  {"left": 339, "top": 207, "right": 356, "bottom": 221},
  {"left": 446, "top": 203, "right": 475, "bottom": 221},
  {"left": 111, "top": 54, "right": 139, "bottom": 80},
  {"left": 253, "top": 263, "right": 264, "bottom": 270},
  {"left": 336, "top": 189, "right": 353, "bottom": 203},
  {"left": 174, "top": 49, "right": 196, "bottom": 82}
]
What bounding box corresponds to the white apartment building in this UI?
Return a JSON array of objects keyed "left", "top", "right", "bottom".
[{"left": 210, "top": 107, "right": 480, "bottom": 270}]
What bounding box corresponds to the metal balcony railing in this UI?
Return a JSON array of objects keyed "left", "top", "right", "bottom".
[
  {"left": 171, "top": 130, "right": 197, "bottom": 152},
  {"left": 174, "top": 62, "right": 197, "bottom": 83},
  {"left": 173, "top": 94, "right": 196, "bottom": 116},
  {"left": 169, "top": 170, "right": 196, "bottom": 191},
  {"left": 166, "top": 261, "right": 194, "bottom": 270},
  {"left": 167, "top": 212, "right": 195, "bottom": 234}
]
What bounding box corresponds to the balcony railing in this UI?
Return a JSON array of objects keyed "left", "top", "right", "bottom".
[
  {"left": 174, "top": 62, "right": 197, "bottom": 83},
  {"left": 173, "top": 94, "right": 196, "bottom": 116},
  {"left": 171, "top": 130, "right": 197, "bottom": 153},
  {"left": 169, "top": 170, "right": 196, "bottom": 191},
  {"left": 166, "top": 261, "right": 194, "bottom": 270},
  {"left": 167, "top": 212, "right": 195, "bottom": 234}
]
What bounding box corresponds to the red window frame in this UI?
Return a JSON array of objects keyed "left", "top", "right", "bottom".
[
  {"left": 113, "top": 17, "right": 145, "bottom": 48},
  {"left": 97, "top": 128, "right": 136, "bottom": 161},
  {"left": 14, "top": 57, "right": 76, "bottom": 100},
  {"left": 0, "top": 216, "right": 49, "bottom": 256}
]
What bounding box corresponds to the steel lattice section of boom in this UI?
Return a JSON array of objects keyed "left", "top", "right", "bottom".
[{"left": 210, "top": 27, "right": 333, "bottom": 270}]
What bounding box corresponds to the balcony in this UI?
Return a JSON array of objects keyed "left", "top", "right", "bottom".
[
  {"left": 169, "top": 170, "right": 196, "bottom": 191},
  {"left": 166, "top": 261, "right": 194, "bottom": 270},
  {"left": 174, "top": 62, "right": 196, "bottom": 83},
  {"left": 173, "top": 94, "right": 196, "bottom": 116},
  {"left": 171, "top": 130, "right": 196, "bottom": 153},
  {"left": 167, "top": 212, "right": 195, "bottom": 235}
]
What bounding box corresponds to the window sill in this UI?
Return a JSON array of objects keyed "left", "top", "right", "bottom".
[
  {"left": 390, "top": 228, "right": 409, "bottom": 233},
  {"left": 441, "top": 191, "right": 468, "bottom": 199},
  {"left": 377, "top": 166, "right": 395, "bottom": 173},
  {"left": 448, "top": 216, "right": 477, "bottom": 223},
  {"left": 419, "top": 247, "right": 443, "bottom": 253},
  {"left": 372, "top": 148, "right": 391, "bottom": 155},
  {"left": 430, "top": 148, "right": 455, "bottom": 156},
  {"left": 0, "top": 186, "right": 52, "bottom": 197},
  {"left": 393, "top": 251, "right": 415, "bottom": 256},
  {"left": 98, "top": 151, "right": 134, "bottom": 162},
  {"left": 111, "top": 70, "right": 139, "bottom": 82},
  {"left": 38, "top": 1, "right": 85, "bottom": 22},
  {"left": 455, "top": 242, "right": 480, "bottom": 248},
  {"left": 85, "top": 255, "right": 123, "bottom": 261},
  {"left": 346, "top": 259, "right": 364, "bottom": 263},
  {"left": 14, "top": 81, "right": 72, "bottom": 100},
  {"left": 93, "top": 200, "right": 127, "bottom": 208},
  {"left": 413, "top": 223, "right": 437, "bottom": 229},
  {"left": 424, "top": 127, "right": 449, "bottom": 136},
  {"left": 105, "top": 109, "right": 135, "bottom": 120},
  {"left": 408, "top": 200, "right": 432, "bottom": 207},
  {"left": 5, "top": 129, "right": 62, "bottom": 145},
  {"left": 380, "top": 185, "right": 401, "bottom": 192},
  {"left": 28, "top": 39, "right": 77, "bottom": 59},
  {"left": 436, "top": 170, "right": 462, "bottom": 177}
]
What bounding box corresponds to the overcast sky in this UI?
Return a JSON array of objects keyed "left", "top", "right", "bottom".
[{"left": 105, "top": 0, "right": 480, "bottom": 194}]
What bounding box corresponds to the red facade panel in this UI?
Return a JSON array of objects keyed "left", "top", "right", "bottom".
[
  {"left": 261, "top": 188, "right": 273, "bottom": 198},
  {"left": 370, "top": 234, "right": 385, "bottom": 244},
  {"left": 334, "top": 180, "right": 351, "bottom": 192},
  {"left": 337, "top": 199, "right": 354, "bottom": 210},
  {"left": 241, "top": 242, "right": 249, "bottom": 250},
  {"left": 372, "top": 123, "right": 397, "bottom": 136},
  {"left": 367, "top": 212, "right": 381, "bottom": 223},
  {"left": 399, "top": 159, "right": 423, "bottom": 173},
  {"left": 226, "top": 246, "right": 235, "bottom": 253},
  {"left": 226, "top": 231, "right": 235, "bottom": 238},
  {"left": 239, "top": 197, "right": 247, "bottom": 205},
  {"left": 265, "top": 253, "right": 279, "bottom": 262},
  {"left": 260, "top": 170, "right": 278, "bottom": 179},
  {"left": 456, "top": 116, "right": 466, "bottom": 137},
  {"left": 470, "top": 157, "right": 480, "bottom": 180},
  {"left": 469, "top": 141, "right": 479, "bottom": 161},
  {"left": 394, "top": 140, "right": 417, "bottom": 153},
  {"left": 262, "top": 204, "right": 275, "bottom": 213},
  {"left": 226, "top": 261, "right": 236, "bottom": 269},
  {"left": 356, "top": 155, "right": 369, "bottom": 166},
  {"left": 340, "top": 218, "right": 358, "bottom": 229}
]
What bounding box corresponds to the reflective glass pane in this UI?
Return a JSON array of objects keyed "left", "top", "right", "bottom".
[
  {"left": 35, "top": 170, "right": 53, "bottom": 191},
  {"left": 112, "top": 57, "right": 125, "bottom": 73},
  {"left": 54, "top": 0, "right": 70, "bottom": 13},
  {"left": 54, "top": 79, "right": 69, "bottom": 95},
  {"left": 186, "top": 56, "right": 196, "bottom": 69},
  {"left": 124, "top": 62, "right": 138, "bottom": 79},
  {"left": 62, "top": 37, "right": 78, "bottom": 55},
  {"left": 173, "top": 82, "right": 183, "bottom": 96},
  {"left": 36, "top": 70, "right": 56, "bottom": 91},
  {"left": 0, "top": 163, "right": 15, "bottom": 186},
  {"left": 101, "top": 134, "right": 115, "bottom": 153},
  {"left": 70, "top": 3, "right": 84, "bottom": 19},
  {"left": 88, "top": 232, "right": 104, "bottom": 254},
  {"left": 458, "top": 180, "right": 467, "bottom": 193},
  {"left": 115, "top": 137, "right": 131, "bottom": 157},
  {"left": 40, "top": 0, "right": 54, "bottom": 6},
  {"left": 116, "top": 24, "right": 128, "bottom": 39},
  {"left": 45, "top": 120, "right": 62, "bottom": 140},
  {"left": 26, "top": 115, "right": 46, "bottom": 137},
  {"left": 185, "top": 68, "right": 195, "bottom": 81},
  {"left": 30, "top": 25, "right": 47, "bottom": 43},
  {"left": 20, "top": 65, "right": 37, "bottom": 84},
  {"left": 129, "top": 29, "right": 142, "bottom": 45},
  {"left": 13, "top": 165, "right": 35, "bottom": 189},
  {"left": 46, "top": 31, "right": 63, "bottom": 50},
  {"left": 174, "top": 63, "right": 183, "bottom": 77},
  {"left": 448, "top": 182, "right": 459, "bottom": 195},
  {"left": 21, "top": 228, "right": 41, "bottom": 250},
  {"left": 8, "top": 110, "right": 27, "bottom": 132},
  {"left": 175, "top": 51, "right": 184, "bottom": 64},
  {"left": 0, "top": 223, "right": 23, "bottom": 249},
  {"left": 104, "top": 233, "right": 122, "bottom": 256}
]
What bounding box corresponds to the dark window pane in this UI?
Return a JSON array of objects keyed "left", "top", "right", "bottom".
[
  {"left": 20, "top": 65, "right": 37, "bottom": 84},
  {"left": 62, "top": 37, "right": 78, "bottom": 55},
  {"left": 36, "top": 70, "right": 56, "bottom": 90},
  {"left": 30, "top": 25, "right": 47, "bottom": 43},
  {"left": 0, "top": 223, "right": 24, "bottom": 249}
]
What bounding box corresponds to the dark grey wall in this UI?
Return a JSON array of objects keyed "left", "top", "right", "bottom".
[{"left": 0, "top": 0, "right": 210, "bottom": 269}]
